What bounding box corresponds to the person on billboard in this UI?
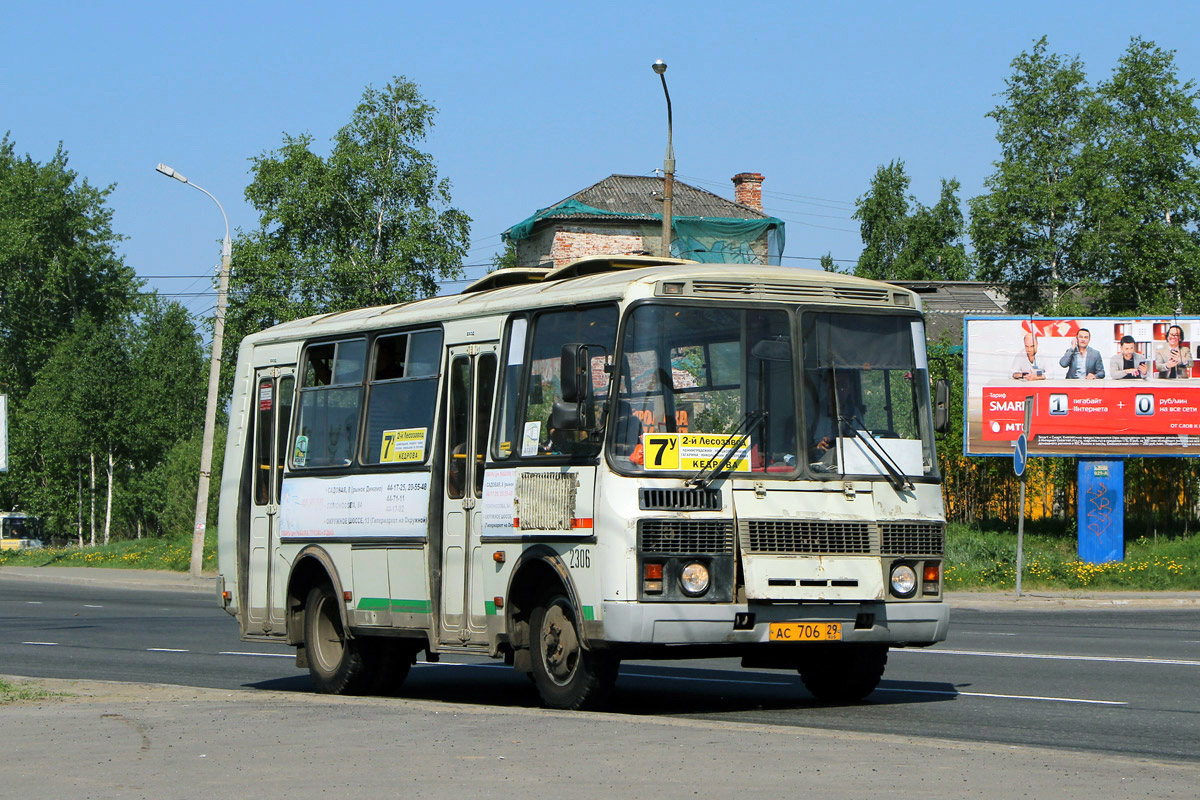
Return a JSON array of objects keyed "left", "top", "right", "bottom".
[
  {"left": 1010, "top": 333, "right": 1046, "bottom": 380},
  {"left": 1154, "top": 325, "right": 1193, "bottom": 379},
  {"left": 1108, "top": 335, "right": 1149, "bottom": 379},
  {"left": 1059, "top": 328, "right": 1104, "bottom": 379}
]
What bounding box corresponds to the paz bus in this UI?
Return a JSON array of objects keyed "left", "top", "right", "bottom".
[
  {"left": 1, "top": 512, "right": 44, "bottom": 550},
  {"left": 217, "top": 256, "right": 950, "bottom": 709}
]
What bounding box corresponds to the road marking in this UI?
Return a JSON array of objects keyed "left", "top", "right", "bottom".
[
  {"left": 26, "top": 601, "right": 42, "bottom": 605},
  {"left": 219, "top": 651, "right": 293, "bottom": 658},
  {"left": 22, "top": 641, "right": 58, "bottom": 646},
  {"left": 881, "top": 687, "right": 1126, "bottom": 706},
  {"left": 83, "top": 604, "right": 103, "bottom": 608},
  {"left": 146, "top": 648, "right": 189, "bottom": 653},
  {"left": 957, "top": 631, "right": 1017, "bottom": 636},
  {"left": 905, "top": 648, "right": 1200, "bottom": 667}
]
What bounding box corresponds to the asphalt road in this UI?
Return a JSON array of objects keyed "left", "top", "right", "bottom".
[{"left": 2, "top": 569, "right": 1199, "bottom": 765}]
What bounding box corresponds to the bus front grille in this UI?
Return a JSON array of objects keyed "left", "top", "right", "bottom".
[
  {"left": 743, "top": 520, "right": 872, "bottom": 554},
  {"left": 880, "top": 522, "right": 945, "bottom": 555},
  {"left": 639, "top": 487, "right": 722, "bottom": 511},
  {"left": 639, "top": 520, "right": 735, "bottom": 554}
]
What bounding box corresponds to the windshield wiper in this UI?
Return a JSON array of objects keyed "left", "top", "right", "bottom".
[
  {"left": 841, "top": 413, "right": 914, "bottom": 492},
  {"left": 687, "top": 410, "right": 767, "bottom": 489}
]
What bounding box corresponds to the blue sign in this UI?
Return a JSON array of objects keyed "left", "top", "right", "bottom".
[
  {"left": 1013, "top": 433, "right": 1028, "bottom": 477},
  {"left": 1077, "top": 459, "right": 1124, "bottom": 563}
]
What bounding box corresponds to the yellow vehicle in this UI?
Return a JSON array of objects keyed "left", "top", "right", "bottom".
[
  {"left": 1, "top": 512, "right": 44, "bottom": 550},
  {"left": 217, "top": 256, "right": 950, "bottom": 709}
]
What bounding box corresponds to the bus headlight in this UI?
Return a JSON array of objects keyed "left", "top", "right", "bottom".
[
  {"left": 679, "top": 562, "right": 711, "bottom": 596},
  {"left": 890, "top": 564, "right": 917, "bottom": 598}
]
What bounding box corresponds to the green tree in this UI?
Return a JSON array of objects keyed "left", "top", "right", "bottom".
[
  {"left": 1086, "top": 37, "right": 1200, "bottom": 315},
  {"left": 853, "top": 160, "right": 911, "bottom": 280},
  {"left": 225, "top": 76, "right": 471, "bottom": 391},
  {"left": 969, "top": 37, "right": 1093, "bottom": 313},
  {"left": 0, "top": 135, "right": 138, "bottom": 399},
  {"left": 899, "top": 179, "right": 971, "bottom": 280},
  {"left": 853, "top": 162, "right": 969, "bottom": 281}
]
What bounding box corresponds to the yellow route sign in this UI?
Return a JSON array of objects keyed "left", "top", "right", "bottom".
[
  {"left": 642, "top": 433, "right": 750, "bottom": 471},
  {"left": 380, "top": 428, "right": 427, "bottom": 463}
]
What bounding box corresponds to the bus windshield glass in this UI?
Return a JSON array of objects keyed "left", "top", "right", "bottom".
[
  {"left": 611, "top": 304, "right": 796, "bottom": 474},
  {"left": 801, "top": 312, "right": 936, "bottom": 480}
]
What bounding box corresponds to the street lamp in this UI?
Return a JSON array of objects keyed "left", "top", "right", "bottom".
[
  {"left": 156, "top": 163, "right": 232, "bottom": 578},
  {"left": 652, "top": 59, "right": 674, "bottom": 259}
]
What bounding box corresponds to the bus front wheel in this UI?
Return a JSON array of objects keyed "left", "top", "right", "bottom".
[
  {"left": 799, "top": 644, "right": 888, "bottom": 703},
  {"left": 303, "top": 584, "right": 372, "bottom": 695},
  {"left": 529, "top": 594, "right": 616, "bottom": 710}
]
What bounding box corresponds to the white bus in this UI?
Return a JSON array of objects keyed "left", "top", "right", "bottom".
[
  {"left": 217, "top": 256, "right": 950, "bottom": 709},
  {"left": 1, "top": 512, "right": 44, "bottom": 550}
]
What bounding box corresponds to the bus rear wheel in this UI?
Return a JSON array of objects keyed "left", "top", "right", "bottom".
[
  {"left": 529, "top": 594, "right": 616, "bottom": 710},
  {"left": 799, "top": 644, "right": 888, "bottom": 703},
  {"left": 304, "top": 584, "right": 373, "bottom": 695}
]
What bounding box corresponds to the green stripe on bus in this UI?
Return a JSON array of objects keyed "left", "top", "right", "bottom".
[
  {"left": 485, "top": 600, "right": 497, "bottom": 615},
  {"left": 583, "top": 605, "right": 595, "bottom": 621},
  {"left": 391, "top": 599, "right": 431, "bottom": 613},
  {"left": 357, "top": 598, "right": 431, "bottom": 613}
]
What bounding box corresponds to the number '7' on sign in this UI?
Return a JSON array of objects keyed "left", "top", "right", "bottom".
[{"left": 645, "top": 435, "right": 680, "bottom": 470}]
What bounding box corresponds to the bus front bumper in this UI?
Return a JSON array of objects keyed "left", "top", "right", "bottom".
[{"left": 597, "top": 599, "right": 949, "bottom": 647}]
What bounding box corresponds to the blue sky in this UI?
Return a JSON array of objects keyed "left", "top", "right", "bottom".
[{"left": 4, "top": 1, "right": 1199, "bottom": 323}]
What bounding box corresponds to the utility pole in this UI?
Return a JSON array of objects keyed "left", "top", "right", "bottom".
[{"left": 156, "top": 163, "right": 231, "bottom": 578}]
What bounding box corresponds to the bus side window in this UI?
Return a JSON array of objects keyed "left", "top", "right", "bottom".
[
  {"left": 363, "top": 329, "right": 442, "bottom": 466},
  {"left": 293, "top": 339, "right": 366, "bottom": 468}
]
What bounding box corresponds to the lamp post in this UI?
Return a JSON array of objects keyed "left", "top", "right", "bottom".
[
  {"left": 652, "top": 59, "right": 674, "bottom": 259},
  {"left": 156, "top": 163, "right": 231, "bottom": 578}
]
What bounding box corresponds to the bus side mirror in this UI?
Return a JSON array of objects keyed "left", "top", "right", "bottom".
[
  {"left": 560, "top": 343, "right": 589, "bottom": 404},
  {"left": 934, "top": 379, "right": 950, "bottom": 434}
]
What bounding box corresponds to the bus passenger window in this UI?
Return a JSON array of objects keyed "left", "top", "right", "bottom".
[
  {"left": 363, "top": 329, "right": 442, "bottom": 466},
  {"left": 292, "top": 339, "right": 366, "bottom": 468}
]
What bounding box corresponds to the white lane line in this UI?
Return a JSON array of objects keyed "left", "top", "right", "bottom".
[
  {"left": 26, "top": 601, "right": 42, "bottom": 605},
  {"left": 957, "top": 631, "right": 1017, "bottom": 636},
  {"left": 22, "top": 641, "right": 58, "bottom": 646},
  {"left": 882, "top": 687, "right": 1126, "bottom": 705},
  {"left": 219, "top": 651, "right": 294, "bottom": 658},
  {"left": 83, "top": 604, "right": 103, "bottom": 608},
  {"left": 146, "top": 648, "right": 189, "bottom": 653},
  {"left": 904, "top": 648, "right": 1200, "bottom": 667}
]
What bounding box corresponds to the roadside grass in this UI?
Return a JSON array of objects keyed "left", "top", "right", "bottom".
[
  {"left": 0, "top": 532, "right": 216, "bottom": 573},
  {"left": 0, "top": 677, "right": 64, "bottom": 704},
  {"left": 945, "top": 523, "right": 1200, "bottom": 591}
]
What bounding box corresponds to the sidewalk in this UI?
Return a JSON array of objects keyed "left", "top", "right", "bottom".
[{"left": 3, "top": 565, "right": 1197, "bottom": 609}]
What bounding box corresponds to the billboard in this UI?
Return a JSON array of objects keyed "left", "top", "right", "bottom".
[{"left": 964, "top": 316, "right": 1200, "bottom": 457}]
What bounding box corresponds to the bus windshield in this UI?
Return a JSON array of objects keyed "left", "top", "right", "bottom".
[
  {"left": 609, "top": 303, "right": 936, "bottom": 480},
  {"left": 610, "top": 304, "right": 797, "bottom": 474},
  {"left": 802, "top": 311, "right": 936, "bottom": 480}
]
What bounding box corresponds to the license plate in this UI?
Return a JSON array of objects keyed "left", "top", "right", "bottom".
[{"left": 768, "top": 622, "right": 842, "bottom": 642}]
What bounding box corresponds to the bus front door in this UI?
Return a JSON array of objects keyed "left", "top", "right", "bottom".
[
  {"left": 439, "top": 345, "right": 498, "bottom": 647},
  {"left": 246, "top": 367, "right": 295, "bottom": 633}
]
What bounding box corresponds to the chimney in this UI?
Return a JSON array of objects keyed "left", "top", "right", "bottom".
[{"left": 732, "top": 172, "right": 765, "bottom": 212}]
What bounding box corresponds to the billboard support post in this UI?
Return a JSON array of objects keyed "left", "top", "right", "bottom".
[
  {"left": 1077, "top": 458, "right": 1124, "bottom": 563},
  {"left": 1015, "top": 397, "right": 1032, "bottom": 597}
]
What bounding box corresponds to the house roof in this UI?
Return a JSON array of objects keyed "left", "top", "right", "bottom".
[
  {"left": 503, "top": 174, "right": 780, "bottom": 244},
  {"left": 557, "top": 174, "right": 770, "bottom": 220},
  {"left": 889, "top": 281, "right": 1010, "bottom": 344}
]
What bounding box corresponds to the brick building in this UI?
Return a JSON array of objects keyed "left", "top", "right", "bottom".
[{"left": 503, "top": 173, "right": 785, "bottom": 269}]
